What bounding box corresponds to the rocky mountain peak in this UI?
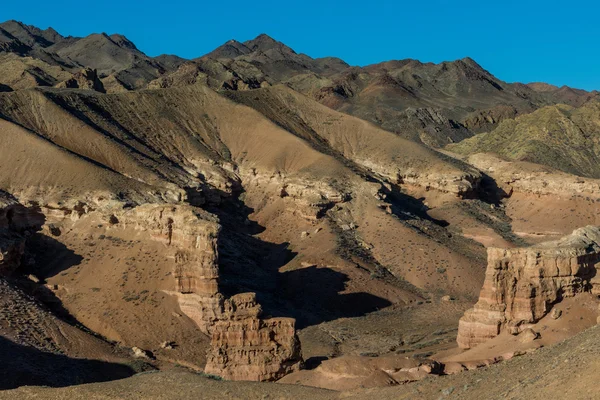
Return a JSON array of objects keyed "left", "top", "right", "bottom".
[
  {"left": 0, "top": 19, "right": 62, "bottom": 48},
  {"left": 202, "top": 38, "right": 251, "bottom": 59},
  {"left": 449, "top": 56, "right": 487, "bottom": 74},
  {"left": 109, "top": 34, "right": 138, "bottom": 50},
  {"left": 459, "top": 56, "right": 480, "bottom": 66},
  {"left": 244, "top": 33, "right": 296, "bottom": 54}
]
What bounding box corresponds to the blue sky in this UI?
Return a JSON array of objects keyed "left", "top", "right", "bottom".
[{"left": 2, "top": 0, "right": 598, "bottom": 90}]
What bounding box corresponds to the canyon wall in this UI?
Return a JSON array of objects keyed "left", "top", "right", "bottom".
[
  {"left": 4, "top": 197, "right": 301, "bottom": 382},
  {"left": 457, "top": 226, "right": 600, "bottom": 349},
  {"left": 117, "top": 204, "right": 223, "bottom": 334},
  {"left": 116, "top": 204, "right": 302, "bottom": 381}
]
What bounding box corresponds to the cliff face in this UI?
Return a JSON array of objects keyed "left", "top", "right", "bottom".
[
  {"left": 204, "top": 293, "right": 302, "bottom": 381},
  {"left": 115, "top": 204, "right": 302, "bottom": 381},
  {"left": 457, "top": 226, "right": 600, "bottom": 349},
  {"left": 17, "top": 197, "right": 302, "bottom": 381},
  {"left": 125, "top": 205, "right": 221, "bottom": 295}
]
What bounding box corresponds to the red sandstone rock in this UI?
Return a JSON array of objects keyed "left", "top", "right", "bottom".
[
  {"left": 457, "top": 226, "right": 600, "bottom": 349},
  {"left": 115, "top": 204, "right": 302, "bottom": 381},
  {"left": 204, "top": 308, "right": 302, "bottom": 381}
]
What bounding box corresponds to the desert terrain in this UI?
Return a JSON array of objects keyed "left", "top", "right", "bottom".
[{"left": 1, "top": 18, "right": 600, "bottom": 399}]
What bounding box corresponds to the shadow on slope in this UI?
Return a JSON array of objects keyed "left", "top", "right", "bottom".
[
  {"left": 15, "top": 221, "right": 89, "bottom": 326},
  {"left": 0, "top": 336, "right": 135, "bottom": 390},
  {"left": 25, "top": 231, "right": 84, "bottom": 279},
  {"left": 207, "top": 193, "right": 392, "bottom": 329},
  {"left": 278, "top": 266, "right": 392, "bottom": 328}
]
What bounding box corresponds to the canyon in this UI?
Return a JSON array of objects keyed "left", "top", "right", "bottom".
[{"left": 0, "top": 18, "right": 600, "bottom": 400}]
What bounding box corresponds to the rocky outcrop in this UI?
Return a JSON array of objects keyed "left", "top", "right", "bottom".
[
  {"left": 395, "top": 170, "right": 481, "bottom": 198},
  {"left": 56, "top": 68, "right": 106, "bottom": 92},
  {"left": 147, "top": 62, "right": 208, "bottom": 90},
  {"left": 462, "top": 105, "right": 518, "bottom": 133},
  {"left": 465, "top": 153, "right": 600, "bottom": 199},
  {"left": 457, "top": 226, "right": 600, "bottom": 348},
  {"left": 204, "top": 293, "right": 302, "bottom": 381},
  {"left": 241, "top": 169, "right": 349, "bottom": 221},
  {"left": 394, "top": 107, "right": 473, "bottom": 147},
  {"left": 147, "top": 60, "right": 269, "bottom": 92},
  {"left": 114, "top": 204, "right": 222, "bottom": 333},
  {"left": 115, "top": 203, "right": 302, "bottom": 380}
]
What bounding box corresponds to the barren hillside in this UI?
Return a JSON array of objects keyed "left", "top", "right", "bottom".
[
  {"left": 1, "top": 19, "right": 599, "bottom": 400},
  {"left": 449, "top": 100, "right": 600, "bottom": 178}
]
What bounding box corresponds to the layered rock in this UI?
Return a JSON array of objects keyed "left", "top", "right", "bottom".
[
  {"left": 462, "top": 105, "right": 518, "bottom": 133},
  {"left": 241, "top": 169, "right": 349, "bottom": 221},
  {"left": 30, "top": 198, "right": 302, "bottom": 380},
  {"left": 395, "top": 170, "right": 481, "bottom": 198},
  {"left": 204, "top": 293, "right": 302, "bottom": 381},
  {"left": 457, "top": 226, "right": 600, "bottom": 348},
  {"left": 115, "top": 203, "right": 302, "bottom": 380},
  {"left": 114, "top": 204, "right": 221, "bottom": 333},
  {"left": 466, "top": 153, "right": 600, "bottom": 198}
]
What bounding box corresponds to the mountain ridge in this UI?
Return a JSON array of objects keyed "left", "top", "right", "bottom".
[
  {"left": 1, "top": 20, "right": 594, "bottom": 141},
  {"left": 2, "top": 19, "right": 600, "bottom": 395}
]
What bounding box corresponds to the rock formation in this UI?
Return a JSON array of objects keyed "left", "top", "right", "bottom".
[
  {"left": 0, "top": 198, "right": 26, "bottom": 275},
  {"left": 462, "top": 105, "right": 519, "bottom": 133},
  {"left": 56, "top": 68, "right": 106, "bottom": 92},
  {"left": 240, "top": 169, "right": 350, "bottom": 222},
  {"left": 465, "top": 153, "right": 600, "bottom": 198},
  {"left": 457, "top": 226, "right": 600, "bottom": 348},
  {"left": 204, "top": 293, "right": 302, "bottom": 381},
  {"left": 114, "top": 203, "right": 302, "bottom": 381}
]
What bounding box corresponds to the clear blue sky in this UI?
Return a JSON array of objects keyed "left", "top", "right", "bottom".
[{"left": 2, "top": 0, "right": 598, "bottom": 90}]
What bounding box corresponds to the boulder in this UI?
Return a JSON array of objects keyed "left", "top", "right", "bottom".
[
  {"left": 551, "top": 308, "right": 562, "bottom": 320},
  {"left": 132, "top": 347, "right": 152, "bottom": 359},
  {"left": 519, "top": 328, "right": 540, "bottom": 343}
]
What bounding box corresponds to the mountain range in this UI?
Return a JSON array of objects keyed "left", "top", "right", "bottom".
[
  {"left": 1, "top": 19, "right": 600, "bottom": 399},
  {"left": 1, "top": 20, "right": 597, "bottom": 147}
]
